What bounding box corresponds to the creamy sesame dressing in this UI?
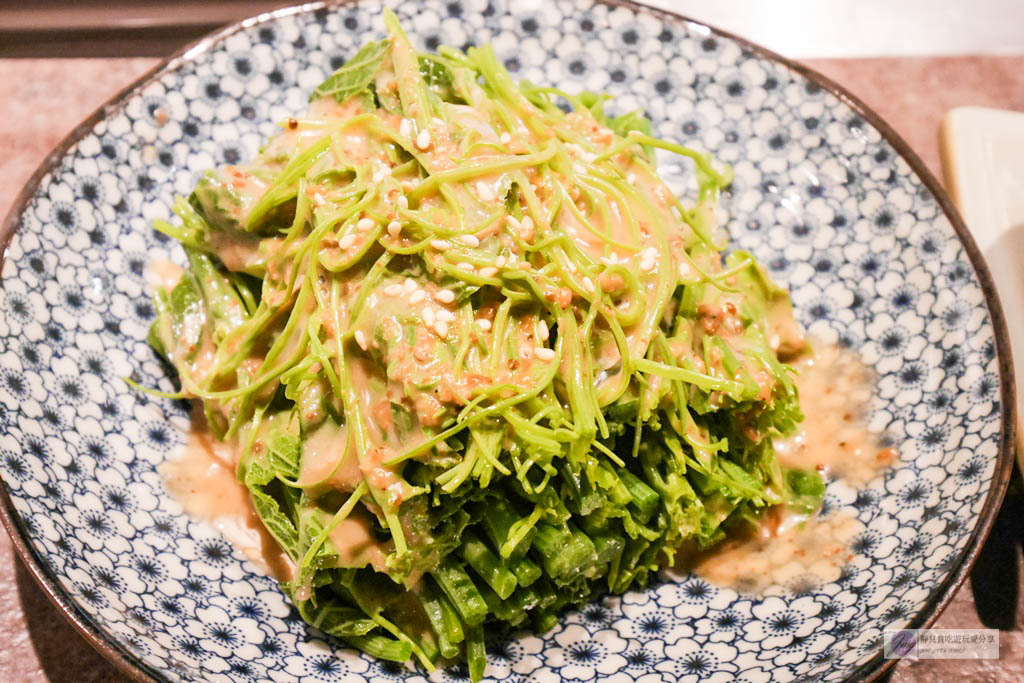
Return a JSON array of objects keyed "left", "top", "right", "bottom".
[
  {"left": 775, "top": 343, "right": 896, "bottom": 485},
  {"left": 161, "top": 410, "right": 297, "bottom": 582},
  {"left": 689, "top": 508, "right": 864, "bottom": 595},
  {"left": 686, "top": 343, "right": 894, "bottom": 594},
  {"left": 164, "top": 410, "right": 392, "bottom": 583}
]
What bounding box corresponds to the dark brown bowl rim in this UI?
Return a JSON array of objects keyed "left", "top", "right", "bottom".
[{"left": 0, "top": 1, "right": 1016, "bottom": 681}]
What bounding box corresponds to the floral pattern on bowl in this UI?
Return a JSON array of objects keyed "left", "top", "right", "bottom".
[{"left": 0, "top": 0, "right": 1014, "bottom": 681}]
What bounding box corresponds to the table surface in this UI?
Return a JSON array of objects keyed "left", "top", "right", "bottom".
[{"left": 1, "top": 53, "right": 1024, "bottom": 682}]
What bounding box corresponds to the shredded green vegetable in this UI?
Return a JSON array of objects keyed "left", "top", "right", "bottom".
[{"left": 147, "top": 12, "right": 820, "bottom": 679}]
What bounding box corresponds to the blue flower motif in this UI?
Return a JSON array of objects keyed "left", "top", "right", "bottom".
[
  {"left": 581, "top": 602, "right": 614, "bottom": 627},
  {"left": 679, "top": 578, "right": 715, "bottom": 603},
  {"left": 157, "top": 597, "right": 185, "bottom": 620},
  {"left": 234, "top": 597, "right": 267, "bottom": 620},
  {"left": 659, "top": 639, "right": 739, "bottom": 682},
  {"left": 544, "top": 625, "right": 627, "bottom": 680},
  {"left": 227, "top": 658, "right": 264, "bottom": 680},
  {"left": 622, "top": 646, "right": 654, "bottom": 670},
  {"left": 172, "top": 635, "right": 211, "bottom": 662},
  {"left": 957, "top": 455, "right": 986, "bottom": 483},
  {"left": 373, "top": 658, "right": 410, "bottom": 680},
  {"left": 2, "top": 451, "right": 30, "bottom": 482},
  {"left": 199, "top": 539, "right": 233, "bottom": 565},
  {"left": 74, "top": 581, "right": 106, "bottom": 608}
]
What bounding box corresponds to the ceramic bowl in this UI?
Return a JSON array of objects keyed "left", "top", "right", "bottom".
[{"left": 0, "top": 1, "right": 1015, "bottom": 681}]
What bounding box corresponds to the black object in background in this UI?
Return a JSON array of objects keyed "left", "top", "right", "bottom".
[{"left": 0, "top": 0, "right": 287, "bottom": 58}]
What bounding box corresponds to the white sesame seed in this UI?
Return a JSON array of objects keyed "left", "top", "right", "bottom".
[
  {"left": 384, "top": 284, "right": 403, "bottom": 296},
  {"left": 313, "top": 192, "right": 326, "bottom": 206},
  {"left": 436, "top": 309, "right": 455, "bottom": 323},
  {"left": 430, "top": 239, "right": 450, "bottom": 250},
  {"left": 495, "top": 255, "right": 507, "bottom": 268},
  {"left": 431, "top": 117, "right": 445, "bottom": 127},
  {"left": 520, "top": 215, "right": 534, "bottom": 232},
  {"left": 435, "top": 289, "right": 456, "bottom": 304},
  {"left": 641, "top": 258, "right": 656, "bottom": 272},
  {"left": 678, "top": 261, "right": 692, "bottom": 278},
  {"left": 476, "top": 318, "right": 492, "bottom": 331},
  {"left": 338, "top": 234, "right": 357, "bottom": 249},
  {"left": 534, "top": 347, "right": 556, "bottom": 361},
  {"left": 401, "top": 179, "right": 419, "bottom": 191},
  {"left": 627, "top": 172, "right": 637, "bottom": 184},
  {"left": 538, "top": 320, "right": 549, "bottom": 341},
  {"left": 456, "top": 262, "right": 474, "bottom": 271},
  {"left": 476, "top": 181, "right": 496, "bottom": 201},
  {"left": 434, "top": 320, "right": 449, "bottom": 337},
  {"left": 354, "top": 330, "right": 368, "bottom": 350},
  {"left": 415, "top": 129, "right": 432, "bottom": 150},
  {"left": 506, "top": 215, "right": 521, "bottom": 230},
  {"left": 641, "top": 246, "right": 658, "bottom": 260},
  {"left": 409, "top": 289, "right": 426, "bottom": 304},
  {"left": 372, "top": 166, "right": 391, "bottom": 184},
  {"left": 422, "top": 307, "right": 435, "bottom": 326},
  {"left": 582, "top": 277, "right": 595, "bottom": 292},
  {"left": 478, "top": 266, "right": 498, "bottom": 278},
  {"left": 387, "top": 221, "right": 402, "bottom": 237},
  {"left": 357, "top": 217, "right": 375, "bottom": 232},
  {"left": 500, "top": 132, "right": 512, "bottom": 144},
  {"left": 403, "top": 278, "right": 416, "bottom": 293},
  {"left": 399, "top": 118, "right": 412, "bottom": 138},
  {"left": 397, "top": 195, "right": 409, "bottom": 210},
  {"left": 458, "top": 234, "right": 480, "bottom": 248}
]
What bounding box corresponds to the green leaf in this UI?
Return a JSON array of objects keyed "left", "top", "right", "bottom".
[
  {"left": 191, "top": 170, "right": 263, "bottom": 234},
  {"left": 152, "top": 271, "right": 203, "bottom": 364},
  {"left": 295, "top": 597, "right": 378, "bottom": 637},
  {"left": 311, "top": 39, "right": 392, "bottom": 103},
  {"left": 187, "top": 248, "right": 248, "bottom": 342},
  {"left": 244, "top": 460, "right": 301, "bottom": 562},
  {"left": 785, "top": 467, "right": 826, "bottom": 515},
  {"left": 606, "top": 109, "right": 652, "bottom": 138},
  {"left": 418, "top": 55, "right": 461, "bottom": 103}
]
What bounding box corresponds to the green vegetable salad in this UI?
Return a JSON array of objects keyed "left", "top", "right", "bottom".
[{"left": 148, "top": 11, "right": 821, "bottom": 679}]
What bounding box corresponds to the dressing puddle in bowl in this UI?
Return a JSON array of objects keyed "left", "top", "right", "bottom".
[
  {"left": 160, "top": 409, "right": 298, "bottom": 582},
  {"left": 684, "top": 342, "right": 897, "bottom": 594}
]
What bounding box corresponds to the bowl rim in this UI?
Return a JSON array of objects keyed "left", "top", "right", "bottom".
[{"left": 0, "top": 1, "right": 1016, "bottom": 681}]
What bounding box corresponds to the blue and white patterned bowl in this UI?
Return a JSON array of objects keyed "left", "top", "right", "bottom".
[{"left": 0, "top": 1, "right": 1016, "bottom": 681}]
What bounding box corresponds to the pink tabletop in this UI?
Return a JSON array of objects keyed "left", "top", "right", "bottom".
[{"left": 1, "top": 54, "right": 1023, "bottom": 682}]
